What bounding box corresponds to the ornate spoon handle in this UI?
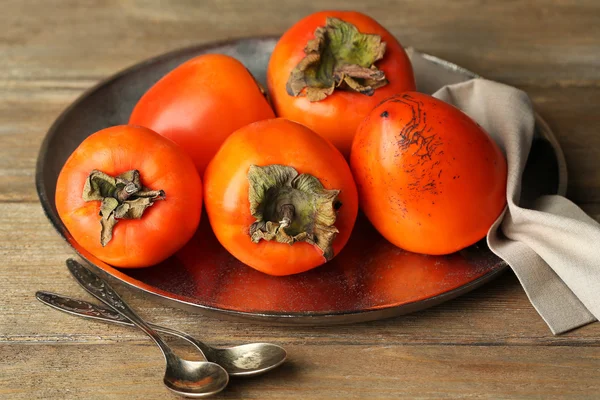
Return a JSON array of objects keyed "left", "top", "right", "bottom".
[
  {"left": 66, "top": 259, "right": 175, "bottom": 359},
  {"left": 35, "top": 290, "right": 211, "bottom": 357}
]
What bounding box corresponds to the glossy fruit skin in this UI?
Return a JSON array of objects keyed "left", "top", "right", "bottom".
[
  {"left": 204, "top": 118, "right": 358, "bottom": 276},
  {"left": 56, "top": 125, "right": 203, "bottom": 268},
  {"left": 130, "top": 54, "right": 275, "bottom": 175},
  {"left": 350, "top": 92, "right": 507, "bottom": 255},
  {"left": 267, "top": 10, "right": 416, "bottom": 157}
]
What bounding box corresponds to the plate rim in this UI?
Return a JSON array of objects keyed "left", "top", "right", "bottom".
[{"left": 35, "top": 36, "right": 566, "bottom": 325}]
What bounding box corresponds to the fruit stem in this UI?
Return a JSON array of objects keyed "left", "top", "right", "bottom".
[
  {"left": 82, "top": 169, "right": 165, "bottom": 246},
  {"left": 278, "top": 204, "right": 295, "bottom": 228},
  {"left": 247, "top": 164, "right": 342, "bottom": 261},
  {"left": 286, "top": 17, "right": 388, "bottom": 102}
]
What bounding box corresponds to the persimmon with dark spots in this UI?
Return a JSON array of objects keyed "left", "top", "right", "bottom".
[
  {"left": 350, "top": 92, "right": 507, "bottom": 255},
  {"left": 204, "top": 118, "right": 358, "bottom": 276},
  {"left": 55, "top": 125, "right": 203, "bottom": 268},
  {"left": 267, "top": 10, "right": 416, "bottom": 157},
  {"left": 130, "top": 54, "right": 275, "bottom": 175}
]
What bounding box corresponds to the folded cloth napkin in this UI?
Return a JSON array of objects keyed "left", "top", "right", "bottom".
[{"left": 431, "top": 79, "right": 600, "bottom": 334}]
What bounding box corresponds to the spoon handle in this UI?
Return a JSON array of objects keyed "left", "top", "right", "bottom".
[
  {"left": 35, "top": 290, "right": 212, "bottom": 357},
  {"left": 66, "top": 259, "right": 175, "bottom": 358}
]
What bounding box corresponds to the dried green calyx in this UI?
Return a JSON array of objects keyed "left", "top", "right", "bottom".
[
  {"left": 82, "top": 170, "right": 165, "bottom": 246},
  {"left": 247, "top": 165, "right": 342, "bottom": 261},
  {"left": 286, "top": 17, "right": 388, "bottom": 102}
]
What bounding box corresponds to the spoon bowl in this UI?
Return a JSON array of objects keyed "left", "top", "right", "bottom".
[
  {"left": 163, "top": 355, "right": 229, "bottom": 398},
  {"left": 210, "top": 343, "right": 287, "bottom": 377}
]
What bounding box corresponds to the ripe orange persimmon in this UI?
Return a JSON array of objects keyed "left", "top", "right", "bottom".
[
  {"left": 130, "top": 54, "right": 275, "bottom": 175},
  {"left": 267, "top": 11, "right": 416, "bottom": 157},
  {"left": 204, "top": 118, "right": 358, "bottom": 276},
  {"left": 55, "top": 125, "right": 203, "bottom": 268},
  {"left": 350, "top": 92, "right": 507, "bottom": 255}
]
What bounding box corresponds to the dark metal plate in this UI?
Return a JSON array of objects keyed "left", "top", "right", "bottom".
[{"left": 36, "top": 38, "right": 566, "bottom": 325}]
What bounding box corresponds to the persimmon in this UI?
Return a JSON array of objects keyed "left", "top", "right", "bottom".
[
  {"left": 55, "top": 125, "right": 203, "bottom": 268},
  {"left": 267, "top": 11, "right": 415, "bottom": 157},
  {"left": 204, "top": 118, "right": 358, "bottom": 276},
  {"left": 350, "top": 92, "right": 507, "bottom": 255},
  {"left": 130, "top": 54, "right": 275, "bottom": 175}
]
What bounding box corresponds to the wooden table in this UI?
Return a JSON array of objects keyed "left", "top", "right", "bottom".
[{"left": 2, "top": 1, "right": 599, "bottom": 398}]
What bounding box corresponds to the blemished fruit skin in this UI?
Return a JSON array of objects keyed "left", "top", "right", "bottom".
[
  {"left": 350, "top": 92, "right": 507, "bottom": 255},
  {"left": 267, "top": 10, "right": 416, "bottom": 157}
]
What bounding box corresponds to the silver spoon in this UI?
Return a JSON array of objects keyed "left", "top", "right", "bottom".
[
  {"left": 65, "top": 259, "right": 229, "bottom": 398},
  {"left": 36, "top": 290, "right": 287, "bottom": 376}
]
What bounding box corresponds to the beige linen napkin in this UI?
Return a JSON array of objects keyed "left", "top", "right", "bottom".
[{"left": 431, "top": 79, "right": 600, "bottom": 334}]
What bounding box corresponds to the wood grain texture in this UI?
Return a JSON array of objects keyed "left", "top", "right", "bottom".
[
  {"left": 2, "top": 0, "right": 599, "bottom": 85},
  {"left": 2, "top": 343, "right": 600, "bottom": 399},
  {"left": 2, "top": 0, "right": 600, "bottom": 398}
]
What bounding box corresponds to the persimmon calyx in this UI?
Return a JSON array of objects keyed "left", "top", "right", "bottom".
[
  {"left": 247, "top": 164, "right": 341, "bottom": 261},
  {"left": 286, "top": 17, "right": 388, "bottom": 102},
  {"left": 82, "top": 169, "right": 165, "bottom": 247}
]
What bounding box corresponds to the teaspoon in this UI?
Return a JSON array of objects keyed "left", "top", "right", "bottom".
[
  {"left": 65, "top": 259, "right": 229, "bottom": 398},
  {"left": 36, "top": 290, "right": 287, "bottom": 376}
]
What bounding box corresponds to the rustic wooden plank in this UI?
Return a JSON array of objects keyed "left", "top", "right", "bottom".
[
  {"left": 2, "top": 202, "right": 599, "bottom": 348},
  {"left": 0, "top": 89, "right": 79, "bottom": 202},
  {"left": 1, "top": 0, "right": 599, "bottom": 86},
  {"left": 1, "top": 342, "right": 599, "bottom": 399},
  {"left": 1, "top": 84, "right": 598, "bottom": 203}
]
